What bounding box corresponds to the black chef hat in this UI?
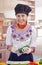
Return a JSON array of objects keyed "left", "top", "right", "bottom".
[{"left": 15, "top": 4, "right": 32, "bottom": 15}]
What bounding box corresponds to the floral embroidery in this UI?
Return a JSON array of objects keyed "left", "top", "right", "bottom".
[
  {"left": 11, "top": 25, "right": 32, "bottom": 41},
  {"left": 11, "top": 25, "right": 14, "bottom": 29},
  {"left": 29, "top": 29, "right": 32, "bottom": 32},
  {"left": 13, "top": 34, "right": 16, "bottom": 38},
  {"left": 29, "top": 29, "right": 32, "bottom": 35},
  {"left": 20, "top": 37, "right": 24, "bottom": 41},
  {"left": 18, "top": 34, "right": 21, "bottom": 37},
  {"left": 12, "top": 30, "right": 14, "bottom": 32},
  {"left": 26, "top": 34, "right": 29, "bottom": 37}
]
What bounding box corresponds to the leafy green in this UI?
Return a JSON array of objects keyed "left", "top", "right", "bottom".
[{"left": 39, "top": 59, "right": 42, "bottom": 64}]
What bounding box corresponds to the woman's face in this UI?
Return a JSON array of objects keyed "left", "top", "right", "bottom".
[{"left": 16, "top": 13, "right": 28, "bottom": 24}]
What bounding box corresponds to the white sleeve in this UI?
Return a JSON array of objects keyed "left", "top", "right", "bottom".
[
  {"left": 30, "top": 26, "right": 37, "bottom": 47},
  {"left": 6, "top": 26, "right": 12, "bottom": 46}
]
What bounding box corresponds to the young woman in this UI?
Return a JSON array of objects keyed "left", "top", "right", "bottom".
[{"left": 6, "top": 4, "right": 37, "bottom": 62}]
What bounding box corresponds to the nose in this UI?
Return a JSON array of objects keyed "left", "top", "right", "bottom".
[{"left": 20, "top": 16, "right": 23, "bottom": 20}]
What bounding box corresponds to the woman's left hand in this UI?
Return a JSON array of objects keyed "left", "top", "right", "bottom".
[
  {"left": 30, "top": 47, "right": 35, "bottom": 53},
  {"left": 22, "top": 47, "right": 35, "bottom": 54}
]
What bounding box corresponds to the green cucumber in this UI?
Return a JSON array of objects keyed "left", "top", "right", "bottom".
[{"left": 18, "top": 45, "right": 29, "bottom": 53}]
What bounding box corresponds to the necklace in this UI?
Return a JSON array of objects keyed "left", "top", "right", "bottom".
[{"left": 17, "top": 22, "right": 27, "bottom": 29}]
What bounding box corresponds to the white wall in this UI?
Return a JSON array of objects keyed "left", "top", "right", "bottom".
[
  {"left": 35, "top": 0, "right": 42, "bottom": 20},
  {"left": 35, "top": 7, "right": 42, "bottom": 20},
  {"left": 33, "top": 0, "right": 42, "bottom": 60}
]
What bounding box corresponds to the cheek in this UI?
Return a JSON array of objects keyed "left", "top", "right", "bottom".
[
  {"left": 16, "top": 19, "right": 20, "bottom": 23},
  {"left": 17, "top": 19, "right": 20, "bottom": 22},
  {"left": 16, "top": 18, "right": 19, "bottom": 21}
]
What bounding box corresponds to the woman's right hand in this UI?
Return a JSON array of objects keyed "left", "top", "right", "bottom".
[{"left": 7, "top": 45, "right": 13, "bottom": 51}]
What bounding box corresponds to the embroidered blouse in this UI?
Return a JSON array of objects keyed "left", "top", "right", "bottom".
[{"left": 6, "top": 24, "right": 37, "bottom": 55}]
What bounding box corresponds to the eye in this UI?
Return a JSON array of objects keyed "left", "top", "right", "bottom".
[
  {"left": 17, "top": 15, "right": 20, "bottom": 17},
  {"left": 22, "top": 15, "right": 24, "bottom": 17}
]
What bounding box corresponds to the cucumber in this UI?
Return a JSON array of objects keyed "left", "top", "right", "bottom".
[{"left": 18, "top": 45, "right": 29, "bottom": 53}]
